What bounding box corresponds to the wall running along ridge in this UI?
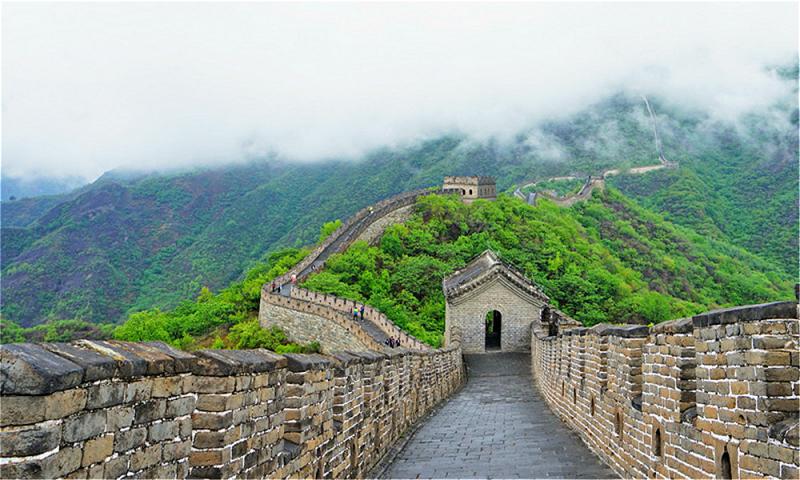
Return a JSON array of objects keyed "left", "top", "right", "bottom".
[
  {"left": 263, "top": 187, "right": 449, "bottom": 353},
  {"left": 0, "top": 340, "right": 464, "bottom": 479},
  {"left": 531, "top": 301, "right": 799, "bottom": 479}
]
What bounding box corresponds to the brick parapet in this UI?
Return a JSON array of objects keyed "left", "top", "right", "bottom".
[
  {"left": 285, "top": 287, "right": 430, "bottom": 351},
  {"left": 531, "top": 301, "right": 799, "bottom": 479},
  {"left": 0, "top": 340, "right": 464, "bottom": 479}
]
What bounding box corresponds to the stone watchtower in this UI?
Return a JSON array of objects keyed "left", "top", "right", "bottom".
[
  {"left": 443, "top": 250, "right": 549, "bottom": 353},
  {"left": 442, "top": 176, "right": 497, "bottom": 204}
]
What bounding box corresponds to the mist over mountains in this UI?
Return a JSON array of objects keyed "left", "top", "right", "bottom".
[
  {"left": 3, "top": 3, "right": 796, "bottom": 181},
  {"left": 2, "top": 84, "right": 797, "bottom": 328}
]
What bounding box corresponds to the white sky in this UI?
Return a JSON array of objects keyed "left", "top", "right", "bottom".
[{"left": 2, "top": 2, "right": 797, "bottom": 180}]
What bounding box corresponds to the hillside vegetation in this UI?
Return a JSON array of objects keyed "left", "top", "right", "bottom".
[
  {"left": 2, "top": 79, "right": 796, "bottom": 328},
  {"left": 302, "top": 193, "right": 793, "bottom": 347}
]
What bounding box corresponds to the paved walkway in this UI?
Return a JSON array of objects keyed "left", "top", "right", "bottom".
[{"left": 382, "top": 353, "right": 617, "bottom": 479}]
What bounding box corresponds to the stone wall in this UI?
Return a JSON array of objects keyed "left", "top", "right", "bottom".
[
  {"left": 273, "top": 188, "right": 439, "bottom": 288},
  {"left": 259, "top": 298, "right": 379, "bottom": 353},
  {"left": 285, "top": 287, "right": 430, "bottom": 351},
  {"left": 531, "top": 301, "right": 799, "bottom": 479},
  {"left": 353, "top": 204, "right": 414, "bottom": 246},
  {"left": 0, "top": 340, "right": 464, "bottom": 479}
]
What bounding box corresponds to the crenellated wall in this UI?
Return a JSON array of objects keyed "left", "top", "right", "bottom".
[
  {"left": 0, "top": 340, "right": 464, "bottom": 479},
  {"left": 283, "top": 287, "right": 430, "bottom": 351},
  {"left": 531, "top": 301, "right": 799, "bottom": 479}
]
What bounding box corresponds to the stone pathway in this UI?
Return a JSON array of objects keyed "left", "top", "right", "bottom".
[{"left": 382, "top": 352, "right": 617, "bottom": 479}]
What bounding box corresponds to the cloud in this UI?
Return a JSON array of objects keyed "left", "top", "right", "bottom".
[{"left": 2, "top": 2, "right": 797, "bottom": 180}]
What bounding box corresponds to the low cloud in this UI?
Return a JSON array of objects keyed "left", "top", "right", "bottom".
[{"left": 2, "top": 2, "right": 797, "bottom": 180}]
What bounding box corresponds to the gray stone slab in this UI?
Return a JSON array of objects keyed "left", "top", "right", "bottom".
[{"left": 382, "top": 352, "right": 618, "bottom": 479}]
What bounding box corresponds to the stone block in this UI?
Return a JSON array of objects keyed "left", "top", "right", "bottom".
[
  {"left": 151, "top": 376, "right": 183, "bottom": 398},
  {"left": 0, "top": 395, "right": 45, "bottom": 426},
  {"left": 124, "top": 379, "right": 153, "bottom": 403},
  {"left": 1, "top": 445, "right": 82, "bottom": 479},
  {"left": 165, "top": 395, "right": 196, "bottom": 418},
  {"left": 45, "top": 388, "right": 88, "bottom": 420},
  {"left": 189, "top": 376, "right": 236, "bottom": 394},
  {"left": 63, "top": 410, "right": 106, "bottom": 443},
  {"left": 0, "top": 344, "right": 84, "bottom": 395},
  {"left": 0, "top": 421, "right": 61, "bottom": 457},
  {"left": 106, "top": 406, "right": 134, "bottom": 431},
  {"left": 148, "top": 419, "right": 179, "bottom": 442},
  {"left": 133, "top": 399, "right": 166, "bottom": 425},
  {"left": 162, "top": 439, "right": 191, "bottom": 462},
  {"left": 114, "top": 427, "right": 147, "bottom": 453},
  {"left": 41, "top": 343, "right": 116, "bottom": 382},
  {"left": 192, "top": 411, "right": 233, "bottom": 430},
  {"left": 81, "top": 434, "right": 114, "bottom": 467},
  {"left": 129, "top": 444, "right": 162, "bottom": 471},
  {"left": 86, "top": 382, "right": 125, "bottom": 409}
]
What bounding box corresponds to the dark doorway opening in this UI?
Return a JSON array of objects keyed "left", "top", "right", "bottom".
[{"left": 485, "top": 310, "right": 502, "bottom": 350}]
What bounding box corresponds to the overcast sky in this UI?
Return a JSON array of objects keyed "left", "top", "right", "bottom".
[{"left": 2, "top": 2, "right": 797, "bottom": 180}]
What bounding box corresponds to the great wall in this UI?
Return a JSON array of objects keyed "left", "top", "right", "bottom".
[
  {"left": 1, "top": 175, "right": 797, "bottom": 479},
  {"left": 514, "top": 96, "right": 678, "bottom": 208}
]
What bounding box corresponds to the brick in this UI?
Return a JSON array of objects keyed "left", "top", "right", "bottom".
[
  {"left": 106, "top": 406, "right": 134, "bottom": 431},
  {"left": 133, "top": 399, "right": 166, "bottom": 424},
  {"left": 151, "top": 376, "right": 183, "bottom": 398},
  {"left": 130, "top": 444, "right": 162, "bottom": 471},
  {"left": 86, "top": 382, "right": 125, "bottom": 409},
  {"left": 63, "top": 410, "right": 106, "bottom": 443},
  {"left": 0, "top": 422, "right": 61, "bottom": 456},
  {"left": 192, "top": 411, "right": 234, "bottom": 430},
  {"left": 45, "top": 389, "right": 88, "bottom": 420},
  {"left": 0, "top": 395, "right": 45, "bottom": 426},
  {"left": 165, "top": 396, "right": 195, "bottom": 418},
  {"left": 81, "top": 434, "right": 114, "bottom": 467},
  {"left": 114, "top": 427, "right": 147, "bottom": 453},
  {"left": 148, "top": 420, "right": 179, "bottom": 442}
]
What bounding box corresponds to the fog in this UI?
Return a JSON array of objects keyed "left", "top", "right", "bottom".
[{"left": 2, "top": 2, "right": 797, "bottom": 180}]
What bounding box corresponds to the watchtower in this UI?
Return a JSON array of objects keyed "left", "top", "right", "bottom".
[
  {"left": 442, "top": 176, "right": 497, "bottom": 204},
  {"left": 443, "top": 250, "right": 549, "bottom": 353}
]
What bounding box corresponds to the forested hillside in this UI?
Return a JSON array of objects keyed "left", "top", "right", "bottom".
[
  {"left": 301, "top": 193, "right": 793, "bottom": 346},
  {"left": 2, "top": 79, "right": 796, "bottom": 328}
]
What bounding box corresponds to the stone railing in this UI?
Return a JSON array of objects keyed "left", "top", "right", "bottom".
[
  {"left": 286, "top": 287, "right": 431, "bottom": 351},
  {"left": 0, "top": 340, "right": 464, "bottom": 479},
  {"left": 531, "top": 300, "right": 799, "bottom": 479}
]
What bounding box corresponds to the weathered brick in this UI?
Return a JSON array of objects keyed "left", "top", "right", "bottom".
[
  {"left": 81, "top": 434, "right": 114, "bottom": 467},
  {"left": 114, "top": 427, "right": 147, "bottom": 453},
  {"left": 148, "top": 420, "right": 179, "bottom": 442},
  {"left": 0, "top": 422, "right": 61, "bottom": 456},
  {"left": 45, "top": 389, "right": 88, "bottom": 420},
  {"left": 86, "top": 382, "right": 125, "bottom": 409},
  {"left": 130, "top": 444, "right": 162, "bottom": 471},
  {"left": 151, "top": 376, "right": 183, "bottom": 398},
  {"left": 165, "top": 396, "right": 195, "bottom": 418},
  {"left": 63, "top": 410, "right": 106, "bottom": 443},
  {"left": 0, "top": 395, "right": 45, "bottom": 426}
]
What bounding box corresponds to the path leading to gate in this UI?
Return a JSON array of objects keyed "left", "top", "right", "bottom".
[{"left": 382, "top": 353, "right": 617, "bottom": 479}]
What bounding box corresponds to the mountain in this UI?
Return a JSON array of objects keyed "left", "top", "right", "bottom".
[
  {"left": 300, "top": 191, "right": 793, "bottom": 346},
  {"left": 1, "top": 84, "right": 796, "bottom": 328}
]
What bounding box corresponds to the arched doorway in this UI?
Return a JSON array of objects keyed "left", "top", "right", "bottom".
[{"left": 485, "top": 310, "right": 501, "bottom": 350}]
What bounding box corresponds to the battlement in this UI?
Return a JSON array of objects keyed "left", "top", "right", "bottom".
[
  {"left": 0, "top": 340, "right": 464, "bottom": 479},
  {"left": 531, "top": 300, "right": 800, "bottom": 479}
]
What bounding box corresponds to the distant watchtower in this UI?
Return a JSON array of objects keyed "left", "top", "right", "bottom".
[{"left": 443, "top": 176, "right": 496, "bottom": 204}]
